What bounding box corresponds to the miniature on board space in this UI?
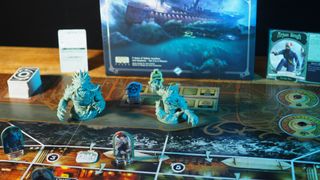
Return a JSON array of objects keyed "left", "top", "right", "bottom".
[
  {"left": 1, "top": 126, "right": 25, "bottom": 159},
  {"left": 57, "top": 71, "right": 106, "bottom": 121},
  {"left": 148, "top": 69, "right": 199, "bottom": 127},
  {"left": 126, "top": 81, "right": 143, "bottom": 104}
]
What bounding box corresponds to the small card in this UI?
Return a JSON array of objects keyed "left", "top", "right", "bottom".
[
  {"left": 181, "top": 87, "right": 198, "bottom": 96},
  {"left": 142, "top": 85, "right": 220, "bottom": 99},
  {"left": 185, "top": 99, "right": 196, "bottom": 108},
  {"left": 198, "top": 99, "right": 215, "bottom": 109},
  {"left": 58, "top": 29, "right": 88, "bottom": 72},
  {"left": 267, "top": 29, "right": 320, "bottom": 83},
  {"left": 181, "top": 86, "right": 220, "bottom": 98},
  {"left": 121, "top": 95, "right": 218, "bottom": 111}
]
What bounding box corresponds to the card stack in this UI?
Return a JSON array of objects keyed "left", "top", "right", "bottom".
[{"left": 7, "top": 67, "right": 42, "bottom": 99}]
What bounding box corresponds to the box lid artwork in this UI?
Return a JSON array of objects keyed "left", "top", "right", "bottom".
[{"left": 100, "top": 0, "right": 257, "bottom": 79}]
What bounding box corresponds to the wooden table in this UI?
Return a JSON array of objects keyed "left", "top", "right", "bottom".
[{"left": 0, "top": 46, "right": 305, "bottom": 86}]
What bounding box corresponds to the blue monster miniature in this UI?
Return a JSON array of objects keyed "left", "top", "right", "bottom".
[
  {"left": 148, "top": 69, "right": 198, "bottom": 127},
  {"left": 57, "top": 71, "right": 106, "bottom": 121},
  {"left": 126, "top": 82, "right": 142, "bottom": 104}
]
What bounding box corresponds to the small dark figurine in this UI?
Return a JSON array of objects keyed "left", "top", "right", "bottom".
[
  {"left": 1, "top": 126, "right": 25, "bottom": 159},
  {"left": 31, "top": 168, "right": 55, "bottom": 180},
  {"left": 126, "top": 82, "right": 142, "bottom": 104}
]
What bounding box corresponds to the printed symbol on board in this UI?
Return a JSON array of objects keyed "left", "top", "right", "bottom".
[
  {"left": 174, "top": 67, "right": 183, "bottom": 76},
  {"left": 46, "top": 153, "right": 60, "bottom": 163},
  {"left": 171, "top": 162, "right": 185, "bottom": 173}
]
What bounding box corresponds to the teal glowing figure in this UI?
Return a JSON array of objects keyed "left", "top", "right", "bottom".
[
  {"left": 57, "top": 71, "right": 106, "bottom": 121},
  {"left": 148, "top": 69, "right": 198, "bottom": 127}
]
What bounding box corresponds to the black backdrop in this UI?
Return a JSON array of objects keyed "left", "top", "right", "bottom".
[{"left": 1, "top": 0, "right": 319, "bottom": 56}]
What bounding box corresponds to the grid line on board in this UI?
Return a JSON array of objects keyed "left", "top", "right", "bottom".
[
  {"left": 154, "top": 134, "right": 169, "bottom": 180},
  {"left": 20, "top": 146, "right": 45, "bottom": 180},
  {"left": 8, "top": 122, "right": 44, "bottom": 146}
]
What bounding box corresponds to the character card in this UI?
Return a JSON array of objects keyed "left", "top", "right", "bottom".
[
  {"left": 267, "top": 30, "right": 320, "bottom": 83},
  {"left": 100, "top": 0, "right": 257, "bottom": 80}
]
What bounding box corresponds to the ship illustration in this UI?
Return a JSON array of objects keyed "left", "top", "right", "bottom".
[
  {"left": 103, "top": 150, "right": 170, "bottom": 163},
  {"left": 222, "top": 157, "right": 291, "bottom": 171},
  {"left": 125, "top": 0, "right": 242, "bottom": 27}
]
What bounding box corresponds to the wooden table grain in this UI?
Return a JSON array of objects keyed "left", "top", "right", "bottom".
[{"left": 0, "top": 46, "right": 310, "bottom": 86}]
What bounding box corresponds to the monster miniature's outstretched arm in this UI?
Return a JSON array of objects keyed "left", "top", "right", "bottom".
[
  {"left": 184, "top": 109, "right": 199, "bottom": 127},
  {"left": 92, "top": 86, "right": 106, "bottom": 114},
  {"left": 57, "top": 86, "right": 73, "bottom": 121},
  {"left": 179, "top": 97, "right": 199, "bottom": 127}
]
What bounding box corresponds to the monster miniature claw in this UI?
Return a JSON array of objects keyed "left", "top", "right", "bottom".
[{"left": 185, "top": 109, "right": 199, "bottom": 127}]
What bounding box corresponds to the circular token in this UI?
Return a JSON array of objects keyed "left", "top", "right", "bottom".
[
  {"left": 279, "top": 114, "right": 320, "bottom": 138},
  {"left": 171, "top": 162, "right": 185, "bottom": 173},
  {"left": 46, "top": 153, "right": 60, "bottom": 163},
  {"left": 277, "top": 89, "right": 319, "bottom": 109}
]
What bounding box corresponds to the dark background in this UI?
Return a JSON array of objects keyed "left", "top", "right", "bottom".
[{"left": 0, "top": 0, "right": 319, "bottom": 56}]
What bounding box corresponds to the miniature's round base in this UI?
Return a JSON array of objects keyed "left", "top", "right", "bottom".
[{"left": 8, "top": 150, "right": 24, "bottom": 160}]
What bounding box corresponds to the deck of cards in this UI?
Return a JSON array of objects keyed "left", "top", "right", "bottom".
[{"left": 7, "top": 67, "right": 42, "bottom": 99}]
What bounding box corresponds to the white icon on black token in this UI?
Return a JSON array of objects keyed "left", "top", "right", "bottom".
[
  {"left": 13, "top": 68, "right": 35, "bottom": 81},
  {"left": 171, "top": 162, "right": 185, "bottom": 173},
  {"left": 46, "top": 153, "right": 60, "bottom": 163}
]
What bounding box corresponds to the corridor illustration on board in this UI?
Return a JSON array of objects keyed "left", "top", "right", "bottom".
[{"left": 0, "top": 74, "right": 319, "bottom": 179}]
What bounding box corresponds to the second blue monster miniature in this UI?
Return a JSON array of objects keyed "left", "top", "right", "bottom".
[
  {"left": 148, "top": 69, "right": 199, "bottom": 127},
  {"left": 57, "top": 71, "right": 106, "bottom": 121}
]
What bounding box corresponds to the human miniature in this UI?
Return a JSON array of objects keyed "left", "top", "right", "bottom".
[
  {"left": 272, "top": 42, "right": 300, "bottom": 73},
  {"left": 113, "top": 131, "right": 134, "bottom": 165},
  {"left": 148, "top": 69, "right": 198, "bottom": 127},
  {"left": 1, "top": 126, "right": 24, "bottom": 159},
  {"left": 57, "top": 71, "right": 106, "bottom": 121},
  {"left": 126, "top": 82, "right": 142, "bottom": 104}
]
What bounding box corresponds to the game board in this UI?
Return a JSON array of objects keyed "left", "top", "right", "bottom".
[{"left": 0, "top": 74, "right": 320, "bottom": 179}]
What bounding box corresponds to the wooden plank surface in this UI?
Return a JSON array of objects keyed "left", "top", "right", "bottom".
[
  {"left": 0, "top": 46, "right": 105, "bottom": 77},
  {"left": 0, "top": 46, "right": 314, "bottom": 86}
]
